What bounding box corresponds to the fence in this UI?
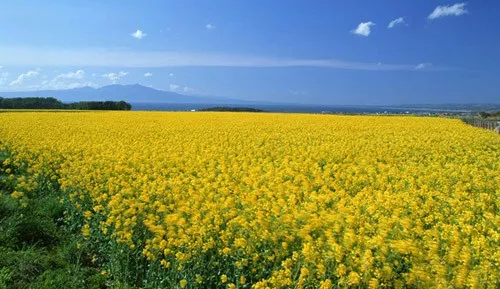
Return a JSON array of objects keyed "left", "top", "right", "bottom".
[{"left": 461, "top": 118, "right": 500, "bottom": 133}]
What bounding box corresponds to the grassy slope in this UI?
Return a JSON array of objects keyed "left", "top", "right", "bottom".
[{"left": 0, "top": 152, "right": 105, "bottom": 289}]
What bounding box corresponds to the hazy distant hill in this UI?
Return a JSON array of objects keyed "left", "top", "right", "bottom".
[
  {"left": 0, "top": 84, "right": 248, "bottom": 104},
  {"left": 1, "top": 85, "right": 497, "bottom": 112}
]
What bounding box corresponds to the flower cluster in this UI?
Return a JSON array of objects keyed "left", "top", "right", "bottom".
[{"left": 1, "top": 112, "right": 498, "bottom": 288}]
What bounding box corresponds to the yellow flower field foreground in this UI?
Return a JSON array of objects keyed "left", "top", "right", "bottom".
[{"left": 0, "top": 112, "right": 499, "bottom": 288}]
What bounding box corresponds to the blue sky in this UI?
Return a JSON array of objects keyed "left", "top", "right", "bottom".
[{"left": 0, "top": 1, "right": 498, "bottom": 105}]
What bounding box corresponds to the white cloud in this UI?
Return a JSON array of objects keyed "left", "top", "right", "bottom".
[
  {"left": 205, "top": 24, "right": 216, "bottom": 30},
  {"left": 10, "top": 70, "right": 40, "bottom": 86},
  {"left": 55, "top": 69, "right": 85, "bottom": 80},
  {"left": 31, "top": 69, "right": 97, "bottom": 90},
  {"left": 66, "top": 82, "right": 98, "bottom": 89},
  {"left": 144, "top": 72, "right": 153, "bottom": 77},
  {"left": 169, "top": 73, "right": 174, "bottom": 77},
  {"left": 428, "top": 3, "right": 468, "bottom": 20},
  {"left": 43, "top": 80, "right": 98, "bottom": 90},
  {"left": 102, "top": 71, "right": 129, "bottom": 83},
  {"left": 2, "top": 74, "right": 97, "bottom": 90},
  {"left": 388, "top": 17, "right": 405, "bottom": 28},
  {"left": 91, "top": 73, "right": 97, "bottom": 77},
  {"left": 415, "top": 63, "right": 432, "bottom": 70},
  {"left": 0, "top": 46, "right": 449, "bottom": 71},
  {"left": 183, "top": 86, "right": 194, "bottom": 93},
  {"left": 169, "top": 83, "right": 195, "bottom": 94},
  {"left": 351, "top": 22, "right": 375, "bottom": 36},
  {"left": 169, "top": 84, "right": 180, "bottom": 91},
  {"left": 131, "top": 29, "right": 147, "bottom": 39},
  {"left": 0, "top": 65, "right": 3, "bottom": 69}
]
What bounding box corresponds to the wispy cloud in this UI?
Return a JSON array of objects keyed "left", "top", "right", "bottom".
[
  {"left": 0, "top": 46, "right": 450, "bottom": 71},
  {"left": 351, "top": 22, "right": 375, "bottom": 37},
  {"left": 37, "top": 69, "right": 97, "bottom": 90},
  {"left": 54, "top": 69, "right": 85, "bottom": 80},
  {"left": 10, "top": 70, "right": 40, "bottom": 86},
  {"left": 65, "top": 82, "right": 98, "bottom": 89},
  {"left": 415, "top": 63, "right": 432, "bottom": 70},
  {"left": 205, "top": 23, "right": 216, "bottom": 30},
  {"left": 41, "top": 80, "right": 98, "bottom": 90},
  {"left": 144, "top": 72, "right": 153, "bottom": 77},
  {"left": 102, "top": 71, "right": 128, "bottom": 83},
  {"left": 428, "top": 3, "right": 468, "bottom": 20},
  {"left": 388, "top": 17, "right": 405, "bottom": 28},
  {"left": 170, "top": 83, "right": 194, "bottom": 94},
  {"left": 131, "top": 29, "right": 147, "bottom": 39}
]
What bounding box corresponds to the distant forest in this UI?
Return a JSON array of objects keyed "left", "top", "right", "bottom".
[
  {"left": 479, "top": 111, "right": 500, "bottom": 118},
  {"left": 0, "top": 97, "right": 132, "bottom": 110}
]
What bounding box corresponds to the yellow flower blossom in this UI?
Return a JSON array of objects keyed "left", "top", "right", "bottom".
[{"left": 0, "top": 112, "right": 498, "bottom": 288}]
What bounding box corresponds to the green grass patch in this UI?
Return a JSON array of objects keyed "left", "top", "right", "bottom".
[{"left": 0, "top": 152, "right": 105, "bottom": 289}]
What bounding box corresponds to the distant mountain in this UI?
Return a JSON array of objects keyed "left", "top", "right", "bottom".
[
  {"left": 2, "top": 85, "right": 497, "bottom": 112},
  {"left": 0, "top": 84, "right": 249, "bottom": 104}
]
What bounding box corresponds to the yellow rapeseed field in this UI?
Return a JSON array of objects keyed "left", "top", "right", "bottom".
[{"left": 0, "top": 112, "right": 499, "bottom": 288}]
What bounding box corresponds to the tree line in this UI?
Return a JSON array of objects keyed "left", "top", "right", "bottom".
[
  {"left": 0, "top": 97, "right": 132, "bottom": 110},
  {"left": 479, "top": 111, "right": 500, "bottom": 119}
]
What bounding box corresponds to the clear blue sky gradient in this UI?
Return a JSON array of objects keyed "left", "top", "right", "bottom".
[{"left": 0, "top": 0, "right": 498, "bottom": 105}]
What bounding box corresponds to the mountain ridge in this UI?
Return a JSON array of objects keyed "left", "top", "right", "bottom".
[
  {"left": 0, "top": 84, "right": 250, "bottom": 104},
  {"left": 1, "top": 85, "right": 498, "bottom": 110}
]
